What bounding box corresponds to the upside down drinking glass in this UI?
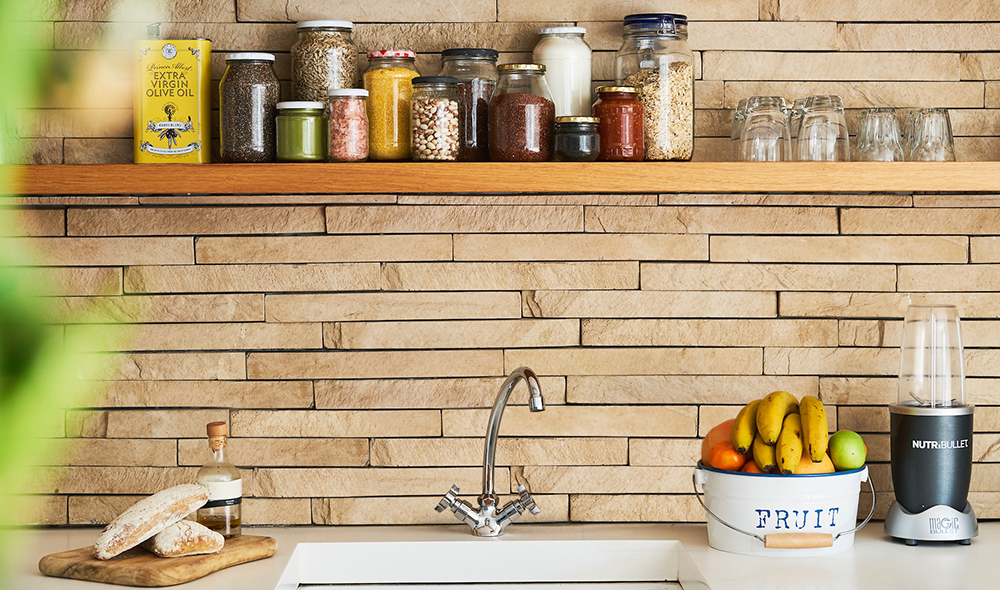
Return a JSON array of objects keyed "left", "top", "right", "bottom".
[
  {"left": 796, "top": 95, "right": 849, "bottom": 161},
  {"left": 739, "top": 96, "right": 791, "bottom": 162}
]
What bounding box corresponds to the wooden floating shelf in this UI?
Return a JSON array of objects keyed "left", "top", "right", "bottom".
[{"left": 8, "top": 162, "right": 1000, "bottom": 195}]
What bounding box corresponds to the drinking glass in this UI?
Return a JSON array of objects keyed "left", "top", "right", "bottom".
[
  {"left": 852, "top": 108, "right": 903, "bottom": 162},
  {"left": 788, "top": 98, "right": 805, "bottom": 160},
  {"left": 904, "top": 108, "right": 956, "bottom": 162},
  {"left": 739, "top": 96, "right": 791, "bottom": 162},
  {"left": 899, "top": 305, "right": 965, "bottom": 408},
  {"left": 729, "top": 98, "right": 747, "bottom": 161},
  {"left": 796, "top": 95, "right": 849, "bottom": 161}
]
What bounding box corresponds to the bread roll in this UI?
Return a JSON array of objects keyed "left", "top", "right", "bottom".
[
  {"left": 142, "top": 520, "right": 225, "bottom": 557},
  {"left": 94, "top": 484, "right": 209, "bottom": 560}
]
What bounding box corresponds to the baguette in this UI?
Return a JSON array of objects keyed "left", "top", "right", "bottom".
[
  {"left": 94, "top": 484, "right": 209, "bottom": 560},
  {"left": 142, "top": 520, "right": 225, "bottom": 558}
]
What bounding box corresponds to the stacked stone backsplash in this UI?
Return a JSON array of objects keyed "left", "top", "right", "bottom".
[
  {"left": 13, "top": 0, "right": 1000, "bottom": 163},
  {"left": 6, "top": 190, "right": 1000, "bottom": 526}
]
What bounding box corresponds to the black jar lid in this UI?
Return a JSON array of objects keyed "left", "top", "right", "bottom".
[
  {"left": 442, "top": 48, "right": 499, "bottom": 59},
  {"left": 412, "top": 76, "right": 459, "bottom": 86},
  {"left": 624, "top": 13, "right": 688, "bottom": 26}
]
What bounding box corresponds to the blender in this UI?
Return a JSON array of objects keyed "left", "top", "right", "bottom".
[{"left": 884, "top": 305, "right": 977, "bottom": 545}]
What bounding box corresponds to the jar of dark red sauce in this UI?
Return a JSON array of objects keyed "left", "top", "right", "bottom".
[{"left": 593, "top": 85, "right": 644, "bottom": 161}]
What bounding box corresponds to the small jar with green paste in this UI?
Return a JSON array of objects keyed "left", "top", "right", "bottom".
[{"left": 275, "top": 101, "right": 329, "bottom": 162}]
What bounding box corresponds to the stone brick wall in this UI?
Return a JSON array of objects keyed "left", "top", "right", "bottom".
[
  {"left": 13, "top": 0, "right": 1000, "bottom": 163},
  {"left": 6, "top": 191, "right": 1000, "bottom": 526}
]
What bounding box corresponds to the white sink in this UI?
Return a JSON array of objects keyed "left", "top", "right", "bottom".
[{"left": 275, "top": 525, "right": 709, "bottom": 590}]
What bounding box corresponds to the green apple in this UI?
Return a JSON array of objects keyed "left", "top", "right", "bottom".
[{"left": 828, "top": 430, "right": 867, "bottom": 471}]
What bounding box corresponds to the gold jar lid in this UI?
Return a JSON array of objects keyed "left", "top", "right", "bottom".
[
  {"left": 498, "top": 63, "right": 546, "bottom": 72},
  {"left": 555, "top": 116, "right": 599, "bottom": 124},
  {"left": 596, "top": 85, "right": 639, "bottom": 94}
]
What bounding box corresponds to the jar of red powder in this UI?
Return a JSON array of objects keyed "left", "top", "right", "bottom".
[{"left": 593, "top": 86, "right": 644, "bottom": 161}]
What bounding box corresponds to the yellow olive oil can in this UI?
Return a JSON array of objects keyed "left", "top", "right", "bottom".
[{"left": 134, "top": 36, "right": 211, "bottom": 163}]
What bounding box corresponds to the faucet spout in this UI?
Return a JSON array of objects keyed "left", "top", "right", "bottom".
[{"left": 482, "top": 367, "right": 544, "bottom": 504}]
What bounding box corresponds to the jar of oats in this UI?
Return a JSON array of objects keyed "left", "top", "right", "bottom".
[
  {"left": 363, "top": 49, "right": 420, "bottom": 160},
  {"left": 615, "top": 13, "right": 694, "bottom": 161},
  {"left": 291, "top": 20, "right": 357, "bottom": 101}
]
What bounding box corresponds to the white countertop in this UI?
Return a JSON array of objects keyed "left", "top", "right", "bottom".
[{"left": 7, "top": 522, "right": 997, "bottom": 590}]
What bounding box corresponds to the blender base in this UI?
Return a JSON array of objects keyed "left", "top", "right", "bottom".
[{"left": 884, "top": 501, "right": 978, "bottom": 544}]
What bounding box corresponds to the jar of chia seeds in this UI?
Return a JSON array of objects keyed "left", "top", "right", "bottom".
[
  {"left": 488, "top": 64, "right": 555, "bottom": 162},
  {"left": 554, "top": 116, "right": 599, "bottom": 162},
  {"left": 363, "top": 49, "right": 420, "bottom": 160},
  {"left": 439, "top": 48, "right": 498, "bottom": 161},
  {"left": 276, "top": 101, "right": 328, "bottom": 162},
  {"left": 327, "top": 88, "right": 369, "bottom": 162},
  {"left": 291, "top": 20, "right": 357, "bottom": 101},
  {"left": 220, "top": 53, "right": 280, "bottom": 163}
]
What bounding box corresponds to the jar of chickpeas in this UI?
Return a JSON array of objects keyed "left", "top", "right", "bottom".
[{"left": 363, "top": 49, "right": 420, "bottom": 160}]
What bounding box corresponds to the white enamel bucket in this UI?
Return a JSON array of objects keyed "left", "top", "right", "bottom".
[{"left": 693, "top": 462, "right": 875, "bottom": 556}]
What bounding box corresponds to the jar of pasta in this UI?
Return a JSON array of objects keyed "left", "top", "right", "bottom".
[{"left": 363, "top": 49, "right": 420, "bottom": 160}]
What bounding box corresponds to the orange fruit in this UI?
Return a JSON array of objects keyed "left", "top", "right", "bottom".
[
  {"left": 794, "top": 450, "right": 835, "bottom": 474},
  {"left": 701, "top": 419, "right": 736, "bottom": 465},
  {"left": 708, "top": 441, "right": 747, "bottom": 471},
  {"left": 741, "top": 460, "right": 766, "bottom": 474}
]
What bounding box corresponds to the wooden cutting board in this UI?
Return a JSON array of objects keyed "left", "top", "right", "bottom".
[{"left": 38, "top": 535, "right": 277, "bottom": 587}]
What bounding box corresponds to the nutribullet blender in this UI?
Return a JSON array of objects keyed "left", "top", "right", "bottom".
[{"left": 884, "top": 305, "right": 978, "bottom": 545}]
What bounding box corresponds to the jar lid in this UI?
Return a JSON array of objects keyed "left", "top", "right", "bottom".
[
  {"left": 556, "top": 116, "right": 599, "bottom": 124},
  {"left": 277, "top": 101, "right": 327, "bottom": 110},
  {"left": 498, "top": 63, "right": 546, "bottom": 72},
  {"left": 539, "top": 26, "right": 586, "bottom": 35},
  {"left": 412, "top": 76, "right": 458, "bottom": 86},
  {"left": 297, "top": 20, "right": 354, "bottom": 30},
  {"left": 442, "top": 48, "right": 499, "bottom": 59},
  {"left": 226, "top": 52, "right": 275, "bottom": 62},
  {"left": 328, "top": 88, "right": 370, "bottom": 97},
  {"left": 368, "top": 49, "right": 416, "bottom": 59},
  {"left": 596, "top": 85, "right": 639, "bottom": 94}
]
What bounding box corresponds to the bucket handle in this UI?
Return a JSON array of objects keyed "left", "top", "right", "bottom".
[{"left": 692, "top": 466, "right": 876, "bottom": 549}]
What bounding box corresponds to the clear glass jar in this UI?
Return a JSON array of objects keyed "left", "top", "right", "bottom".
[
  {"left": 488, "top": 64, "right": 555, "bottom": 162},
  {"left": 276, "top": 101, "right": 328, "bottom": 162},
  {"left": 533, "top": 27, "right": 592, "bottom": 117},
  {"left": 615, "top": 13, "right": 694, "bottom": 161},
  {"left": 291, "top": 20, "right": 357, "bottom": 101},
  {"left": 327, "top": 89, "right": 369, "bottom": 162},
  {"left": 363, "top": 50, "right": 420, "bottom": 160},
  {"left": 554, "top": 116, "right": 599, "bottom": 162},
  {"left": 219, "top": 53, "right": 280, "bottom": 163},
  {"left": 410, "top": 77, "right": 460, "bottom": 162},
  {"left": 593, "top": 86, "right": 644, "bottom": 161},
  {"left": 439, "top": 48, "right": 498, "bottom": 161}
]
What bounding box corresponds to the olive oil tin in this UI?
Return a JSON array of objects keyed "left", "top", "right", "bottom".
[{"left": 134, "top": 38, "right": 211, "bottom": 163}]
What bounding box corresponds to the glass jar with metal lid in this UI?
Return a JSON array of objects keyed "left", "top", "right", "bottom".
[
  {"left": 327, "top": 89, "right": 369, "bottom": 163},
  {"left": 410, "top": 77, "right": 460, "bottom": 162},
  {"left": 532, "top": 27, "right": 592, "bottom": 117},
  {"left": 593, "top": 86, "right": 644, "bottom": 161},
  {"left": 554, "top": 116, "right": 599, "bottom": 162},
  {"left": 615, "top": 13, "right": 694, "bottom": 161},
  {"left": 291, "top": 20, "right": 357, "bottom": 101},
  {"left": 364, "top": 49, "right": 420, "bottom": 160},
  {"left": 276, "top": 101, "right": 328, "bottom": 162},
  {"left": 220, "top": 53, "right": 280, "bottom": 163},
  {"left": 439, "top": 48, "right": 498, "bottom": 161},
  {"left": 488, "top": 64, "right": 555, "bottom": 162}
]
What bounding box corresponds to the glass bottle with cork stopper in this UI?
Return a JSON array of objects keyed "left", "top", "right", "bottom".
[{"left": 196, "top": 421, "right": 242, "bottom": 538}]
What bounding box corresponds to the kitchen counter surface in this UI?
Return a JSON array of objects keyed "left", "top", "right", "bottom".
[{"left": 6, "top": 522, "right": 996, "bottom": 590}]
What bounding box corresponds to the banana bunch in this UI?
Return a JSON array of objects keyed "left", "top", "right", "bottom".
[{"left": 731, "top": 392, "right": 828, "bottom": 475}]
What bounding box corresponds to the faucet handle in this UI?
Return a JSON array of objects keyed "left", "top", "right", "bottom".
[
  {"left": 435, "top": 484, "right": 461, "bottom": 513},
  {"left": 517, "top": 484, "right": 541, "bottom": 515}
]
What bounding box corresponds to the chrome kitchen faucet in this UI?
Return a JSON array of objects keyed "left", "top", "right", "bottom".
[{"left": 435, "top": 367, "right": 544, "bottom": 536}]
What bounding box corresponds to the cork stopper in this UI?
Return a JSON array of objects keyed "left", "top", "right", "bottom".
[{"left": 206, "top": 421, "right": 228, "bottom": 437}]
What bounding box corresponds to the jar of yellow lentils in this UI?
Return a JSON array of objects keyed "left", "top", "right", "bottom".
[{"left": 363, "top": 49, "right": 420, "bottom": 160}]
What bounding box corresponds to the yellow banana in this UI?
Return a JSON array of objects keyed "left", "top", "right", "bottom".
[
  {"left": 800, "top": 395, "right": 829, "bottom": 462},
  {"left": 752, "top": 433, "right": 777, "bottom": 473},
  {"left": 777, "top": 413, "right": 804, "bottom": 475},
  {"left": 756, "top": 390, "right": 800, "bottom": 445},
  {"left": 731, "top": 399, "right": 761, "bottom": 454}
]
